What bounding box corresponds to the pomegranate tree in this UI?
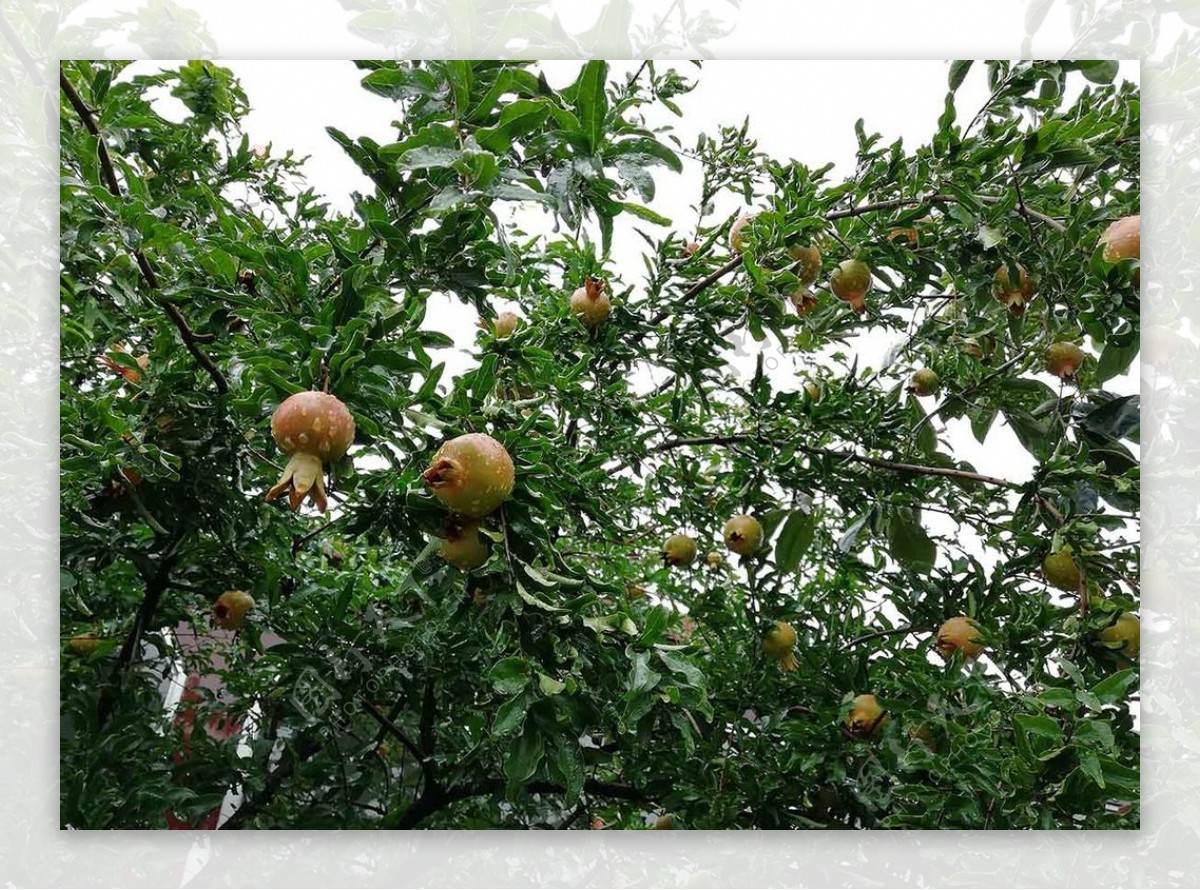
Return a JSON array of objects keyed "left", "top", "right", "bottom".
[{"left": 266, "top": 391, "right": 356, "bottom": 513}]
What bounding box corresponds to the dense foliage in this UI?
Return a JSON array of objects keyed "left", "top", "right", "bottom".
[{"left": 60, "top": 59, "right": 1140, "bottom": 830}]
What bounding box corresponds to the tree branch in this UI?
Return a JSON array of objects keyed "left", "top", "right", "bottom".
[
  {"left": 845, "top": 623, "right": 930, "bottom": 648},
  {"left": 59, "top": 66, "right": 229, "bottom": 395},
  {"left": 361, "top": 699, "right": 433, "bottom": 786}
]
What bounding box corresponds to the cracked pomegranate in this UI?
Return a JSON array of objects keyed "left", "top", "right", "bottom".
[
  {"left": 266, "top": 391, "right": 356, "bottom": 512},
  {"left": 213, "top": 590, "right": 255, "bottom": 630},
  {"left": 723, "top": 515, "right": 763, "bottom": 556},
  {"left": 992, "top": 263, "right": 1036, "bottom": 316},
  {"left": 569, "top": 276, "right": 611, "bottom": 328},
  {"left": 830, "top": 259, "right": 872, "bottom": 313},
  {"left": 424, "top": 433, "right": 515, "bottom": 519},
  {"left": 762, "top": 620, "right": 799, "bottom": 672}
]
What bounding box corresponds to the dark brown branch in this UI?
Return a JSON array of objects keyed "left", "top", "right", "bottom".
[
  {"left": 59, "top": 66, "right": 228, "bottom": 395},
  {"left": 846, "top": 623, "right": 929, "bottom": 649},
  {"left": 361, "top": 700, "right": 432, "bottom": 785}
]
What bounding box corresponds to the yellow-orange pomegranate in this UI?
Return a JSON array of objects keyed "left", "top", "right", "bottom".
[
  {"left": 213, "top": 590, "right": 255, "bottom": 630},
  {"left": 569, "top": 277, "right": 611, "bottom": 328},
  {"left": 762, "top": 620, "right": 799, "bottom": 672},
  {"left": 844, "top": 693, "right": 889, "bottom": 739},
  {"left": 423, "top": 433, "right": 515, "bottom": 519},
  {"left": 935, "top": 616, "right": 985, "bottom": 660},
  {"left": 266, "top": 391, "right": 356, "bottom": 512}
]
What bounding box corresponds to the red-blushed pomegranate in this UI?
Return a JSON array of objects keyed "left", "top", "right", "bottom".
[
  {"left": 662, "top": 534, "right": 697, "bottom": 567},
  {"left": 439, "top": 521, "right": 489, "bottom": 570},
  {"left": 423, "top": 433, "right": 515, "bottom": 518},
  {"left": 789, "top": 287, "right": 820, "bottom": 316},
  {"left": 1045, "top": 342, "right": 1086, "bottom": 381},
  {"left": 266, "top": 391, "right": 356, "bottom": 512},
  {"left": 788, "top": 244, "right": 823, "bottom": 284},
  {"left": 830, "top": 259, "right": 872, "bottom": 313},
  {"left": 569, "top": 277, "right": 611, "bottom": 328},
  {"left": 723, "top": 515, "right": 763, "bottom": 556},
  {"left": 992, "top": 263, "right": 1037, "bottom": 316},
  {"left": 729, "top": 213, "right": 754, "bottom": 254},
  {"left": 493, "top": 311, "right": 519, "bottom": 339},
  {"left": 1100, "top": 214, "right": 1140, "bottom": 263},
  {"left": 213, "top": 590, "right": 255, "bottom": 630},
  {"left": 684, "top": 241, "right": 701, "bottom": 257},
  {"left": 844, "top": 693, "right": 889, "bottom": 739},
  {"left": 935, "top": 616, "right": 984, "bottom": 660},
  {"left": 908, "top": 369, "right": 940, "bottom": 397},
  {"left": 762, "top": 620, "right": 798, "bottom": 672}
]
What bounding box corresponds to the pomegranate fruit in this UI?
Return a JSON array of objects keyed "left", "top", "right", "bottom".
[
  {"left": 961, "top": 337, "right": 984, "bottom": 359},
  {"left": 830, "top": 259, "right": 871, "bottom": 313},
  {"left": 762, "top": 620, "right": 799, "bottom": 672},
  {"left": 1043, "top": 547, "right": 1082, "bottom": 592},
  {"left": 663, "top": 534, "right": 698, "bottom": 567},
  {"left": 729, "top": 213, "right": 754, "bottom": 254},
  {"left": 705, "top": 551, "right": 725, "bottom": 569},
  {"left": 844, "top": 693, "right": 889, "bottom": 739},
  {"left": 569, "top": 276, "right": 611, "bottom": 328},
  {"left": 266, "top": 391, "right": 356, "bottom": 512},
  {"left": 789, "top": 287, "right": 820, "bottom": 316},
  {"left": 908, "top": 725, "right": 937, "bottom": 751},
  {"left": 1045, "top": 342, "right": 1086, "bottom": 381},
  {"left": 68, "top": 633, "right": 101, "bottom": 657},
  {"left": 654, "top": 813, "right": 678, "bottom": 829},
  {"left": 935, "top": 616, "right": 984, "bottom": 660},
  {"left": 492, "top": 311, "right": 519, "bottom": 339},
  {"left": 423, "top": 433, "right": 515, "bottom": 519},
  {"left": 908, "top": 369, "right": 940, "bottom": 397},
  {"left": 1100, "top": 214, "right": 1140, "bottom": 263},
  {"left": 1096, "top": 612, "right": 1139, "bottom": 658},
  {"left": 723, "top": 514, "right": 764, "bottom": 556},
  {"left": 992, "top": 263, "right": 1037, "bottom": 316},
  {"left": 439, "top": 521, "right": 489, "bottom": 570},
  {"left": 684, "top": 241, "right": 701, "bottom": 257},
  {"left": 213, "top": 590, "right": 255, "bottom": 630},
  {"left": 804, "top": 381, "right": 821, "bottom": 402},
  {"left": 102, "top": 345, "right": 150, "bottom": 385},
  {"left": 788, "top": 244, "right": 823, "bottom": 284}
]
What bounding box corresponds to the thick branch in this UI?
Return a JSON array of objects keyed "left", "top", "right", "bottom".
[
  {"left": 845, "top": 624, "right": 930, "bottom": 648},
  {"left": 59, "top": 67, "right": 228, "bottom": 395},
  {"left": 361, "top": 700, "right": 432, "bottom": 785}
]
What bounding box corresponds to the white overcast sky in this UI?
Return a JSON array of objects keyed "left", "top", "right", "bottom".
[{"left": 135, "top": 60, "right": 1140, "bottom": 497}]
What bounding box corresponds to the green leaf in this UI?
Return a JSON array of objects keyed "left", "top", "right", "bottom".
[
  {"left": 1090, "top": 668, "right": 1138, "bottom": 705},
  {"left": 488, "top": 657, "right": 531, "bottom": 694},
  {"left": 1077, "top": 61, "right": 1119, "bottom": 84},
  {"left": 573, "top": 61, "right": 609, "bottom": 153},
  {"left": 1096, "top": 339, "right": 1139, "bottom": 384},
  {"left": 551, "top": 741, "right": 585, "bottom": 806},
  {"left": 475, "top": 99, "right": 552, "bottom": 154},
  {"left": 656, "top": 650, "right": 704, "bottom": 688},
  {"left": 505, "top": 724, "right": 545, "bottom": 787},
  {"left": 537, "top": 673, "right": 566, "bottom": 696},
  {"left": 949, "top": 60, "right": 973, "bottom": 92},
  {"left": 492, "top": 693, "right": 530, "bottom": 737},
  {"left": 618, "top": 202, "right": 671, "bottom": 226},
  {"left": 775, "top": 510, "right": 816, "bottom": 574},
  {"left": 887, "top": 508, "right": 936, "bottom": 573}
]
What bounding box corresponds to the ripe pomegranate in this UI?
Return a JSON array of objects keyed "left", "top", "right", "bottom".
[
  {"left": 569, "top": 276, "right": 611, "bottom": 328},
  {"left": 439, "top": 521, "right": 489, "bottom": 570},
  {"left": 68, "top": 633, "right": 101, "bottom": 657},
  {"left": 492, "top": 311, "right": 519, "bottom": 339},
  {"left": 1096, "top": 612, "right": 1139, "bottom": 658},
  {"left": 908, "top": 369, "right": 940, "bottom": 397},
  {"left": 1100, "top": 214, "right": 1140, "bottom": 263},
  {"left": 829, "top": 259, "right": 871, "bottom": 313},
  {"left": 266, "top": 391, "right": 356, "bottom": 512},
  {"left": 729, "top": 213, "right": 754, "bottom": 254},
  {"left": 213, "top": 590, "right": 255, "bottom": 630},
  {"left": 992, "top": 263, "right": 1036, "bottom": 316},
  {"left": 788, "top": 244, "right": 822, "bottom": 285},
  {"left": 1043, "top": 547, "right": 1082, "bottom": 592},
  {"left": 789, "top": 287, "right": 820, "bottom": 316},
  {"left": 663, "top": 534, "right": 698, "bottom": 567},
  {"left": 723, "top": 515, "right": 763, "bottom": 556},
  {"left": 935, "top": 616, "right": 984, "bottom": 660},
  {"left": 844, "top": 693, "right": 889, "bottom": 739},
  {"left": 684, "top": 241, "right": 701, "bottom": 257},
  {"left": 1045, "top": 342, "right": 1086, "bottom": 381},
  {"left": 423, "top": 433, "right": 515, "bottom": 518},
  {"left": 762, "top": 620, "right": 799, "bottom": 672}
]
